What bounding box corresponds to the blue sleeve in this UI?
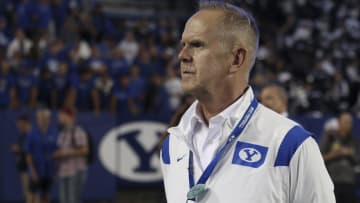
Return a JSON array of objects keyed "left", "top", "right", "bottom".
[{"left": 161, "top": 135, "right": 171, "bottom": 164}]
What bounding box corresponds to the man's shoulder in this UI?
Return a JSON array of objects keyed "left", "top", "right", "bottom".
[
  {"left": 254, "top": 104, "right": 300, "bottom": 135},
  {"left": 252, "top": 105, "right": 313, "bottom": 164}
]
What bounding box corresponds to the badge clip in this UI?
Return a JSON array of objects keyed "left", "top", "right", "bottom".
[{"left": 187, "top": 184, "right": 207, "bottom": 202}]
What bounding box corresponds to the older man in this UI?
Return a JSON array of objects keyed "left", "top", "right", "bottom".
[{"left": 160, "top": 2, "right": 335, "bottom": 203}]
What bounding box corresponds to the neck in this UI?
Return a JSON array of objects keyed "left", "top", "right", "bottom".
[{"left": 198, "top": 85, "right": 248, "bottom": 125}]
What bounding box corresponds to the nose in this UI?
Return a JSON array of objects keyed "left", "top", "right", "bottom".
[{"left": 178, "top": 45, "right": 192, "bottom": 63}]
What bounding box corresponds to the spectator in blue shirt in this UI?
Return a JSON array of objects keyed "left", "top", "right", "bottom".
[
  {"left": 144, "top": 73, "right": 170, "bottom": 116},
  {"left": 14, "top": 65, "right": 38, "bottom": 109},
  {"left": 111, "top": 74, "right": 137, "bottom": 117},
  {"left": 0, "top": 60, "right": 16, "bottom": 109},
  {"left": 90, "top": 3, "right": 115, "bottom": 42},
  {"left": 135, "top": 50, "right": 160, "bottom": 78},
  {"left": 67, "top": 67, "right": 100, "bottom": 112},
  {"left": 25, "top": 108, "right": 57, "bottom": 203},
  {"left": 20, "top": 0, "right": 51, "bottom": 39},
  {"left": 37, "top": 68, "right": 54, "bottom": 108},
  {"left": 39, "top": 39, "right": 66, "bottom": 73},
  {"left": 94, "top": 64, "right": 114, "bottom": 111},
  {"left": 15, "top": 0, "right": 31, "bottom": 34},
  {"left": 108, "top": 49, "right": 129, "bottom": 78},
  {"left": 129, "top": 65, "right": 145, "bottom": 113},
  {"left": 33, "top": 0, "right": 51, "bottom": 31},
  {"left": 96, "top": 35, "right": 116, "bottom": 58},
  {"left": 87, "top": 45, "right": 107, "bottom": 74},
  {"left": 53, "top": 61, "right": 71, "bottom": 109},
  {"left": 49, "top": 0, "right": 67, "bottom": 36}
]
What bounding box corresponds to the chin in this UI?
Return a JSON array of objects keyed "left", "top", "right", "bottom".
[
  {"left": 181, "top": 85, "right": 193, "bottom": 94},
  {"left": 181, "top": 84, "right": 196, "bottom": 94}
]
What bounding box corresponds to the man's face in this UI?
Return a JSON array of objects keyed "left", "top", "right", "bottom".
[
  {"left": 260, "top": 87, "right": 285, "bottom": 114},
  {"left": 179, "top": 10, "right": 231, "bottom": 96}
]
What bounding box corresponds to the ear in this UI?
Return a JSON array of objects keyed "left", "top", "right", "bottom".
[{"left": 229, "top": 48, "right": 246, "bottom": 73}]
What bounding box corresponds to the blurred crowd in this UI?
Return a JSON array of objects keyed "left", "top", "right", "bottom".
[
  {"left": 0, "top": 0, "right": 182, "bottom": 119},
  {"left": 244, "top": 0, "right": 360, "bottom": 115},
  {"left": 0, "top": 0, "right": 360, "bottom": 118}
]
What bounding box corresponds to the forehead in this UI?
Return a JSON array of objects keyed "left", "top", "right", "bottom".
[{"left": 181, "top": 10, "right": 224, "bottom": 41}]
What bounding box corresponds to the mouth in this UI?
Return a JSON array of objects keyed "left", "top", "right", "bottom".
[
  {"left": 181, "top": 71, "right": 195, "bottom": 78},
  {"left": 181, "top": 67, "right": 195, "bottom": 74},
  {"left": 181, "top": 64, "right": 195, "bottom": 77}
]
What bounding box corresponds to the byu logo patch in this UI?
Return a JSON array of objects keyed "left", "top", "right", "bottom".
[{"left": 232, "top": 142, "right": 268, "bottom": 168}]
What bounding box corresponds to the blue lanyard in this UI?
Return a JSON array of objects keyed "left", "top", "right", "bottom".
[{"left": 187, "top": 97, "right": 258, "bottom": 201}]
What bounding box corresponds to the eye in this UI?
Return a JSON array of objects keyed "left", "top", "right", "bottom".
[
  {"left": 190, "top": 40, "right": 205, "bottom": 48},
  {"left": 180, "top": 42, "right": 185, "bottom": 48}
]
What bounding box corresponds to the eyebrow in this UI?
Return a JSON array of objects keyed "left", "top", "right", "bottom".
[{"left": 181, "top": 38, "right": 206, "bottom": 45}]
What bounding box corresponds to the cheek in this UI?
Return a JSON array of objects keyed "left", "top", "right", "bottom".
[
  {"left": 196, "top": 54, "right": 224, "bottom": 79},
  {"left": 275, "top": 99, "right": 283, "bottom": 107}
]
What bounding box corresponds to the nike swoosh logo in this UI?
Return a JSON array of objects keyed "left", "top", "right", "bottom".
[{"left": 177, "top": 154, "right": 186, "bottom": 162}]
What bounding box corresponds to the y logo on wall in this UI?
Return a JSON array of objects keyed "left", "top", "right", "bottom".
[{"left": 99, "top": 121, "right": 166, "bottom": 183}]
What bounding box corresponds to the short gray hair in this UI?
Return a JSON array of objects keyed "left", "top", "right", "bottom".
[{"left": 199, "top": 1, "right": 260, "bottom": 68}]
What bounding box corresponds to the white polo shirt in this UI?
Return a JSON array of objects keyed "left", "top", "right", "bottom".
[{"left": 160, "top": 87, "right": 335, "bottom": 203}]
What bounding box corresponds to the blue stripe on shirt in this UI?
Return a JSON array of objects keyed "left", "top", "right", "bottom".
[
  {"left": 274, "top": 125, "right": 312, "bottom": 166},
  {"left": 162, "top": 135, "right": 171, "bottom": 164}
]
